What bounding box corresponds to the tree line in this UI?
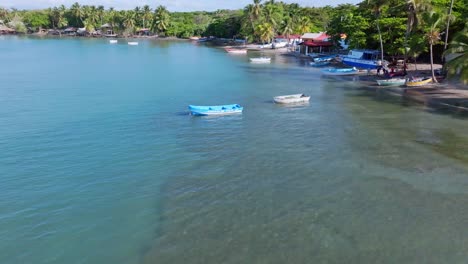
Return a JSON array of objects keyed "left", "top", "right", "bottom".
[{"left": 0, "top": 0, "right": 466, "bottom": 82}]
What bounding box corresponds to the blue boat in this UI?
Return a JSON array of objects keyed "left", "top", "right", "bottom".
[
  {"left": 342, "top": 49, "right": 384, "bottom": 69},
  {"left": 321, "top": 67, "right": 359, "bottom": 75},
  {"left": 310, "top": 61, "right": 331, "bottom": 67},
  {"left": 314, "top": 55, "right": 335, "bottom": 63},
  {"left": 189, "top": 104, "right": 243, "bottom": 116}
]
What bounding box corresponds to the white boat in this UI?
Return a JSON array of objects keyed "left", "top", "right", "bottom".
[
  {"left": 250, "top": 57, "right": 271, "bottom": 63},
  {"left": 109, "top": 39, "right": 118, "bottom": 44},
  {"left": 225, "top": 48, "right": 247, "bottom": 54},
  {"left": 321, "top": 67, "right": 359, "bottom": 76},
  {"left": 273, "top": 94, "right": 310, "bottom": 104},
  {"left": 376, "top": 78, "right": 406, "bottom": 86},
  {"left": 128, "top": 42, "right": 139, "bottom": 46}
]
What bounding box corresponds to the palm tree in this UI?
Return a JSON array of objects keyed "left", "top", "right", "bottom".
[
  {"left": 281, "top": 16, "right": 294, "bottom": 46},
  {"left": 297, "top": 16, "right": 311, "bottom": 35},
  {"left": 252, "top": 0, "right": 262, "bottom": 20},
  {"left": 256, "top": 22, "right": 274, "bottom": 44},
  {"left": 404, "top": 0, "right": 431, "bottom": 63},
  {"left": 97, "top": 5, "right": 105, "bottom": 27},
  {"left": 134, "top": 6, "right": 142, "bottom": 28},
  {"left": 368, "top": 0, "right": 387, "bottom": 61},
  {"left": 123, "top": 11, "right": 136, "bottom": 35},
  {"left": 70, "top": 2, "right": 84, "bottom": 27},
  {"left": 153, "top": 6, "right": 170, "bottom": 34},
  {"left": 443, "top": 23, "right": 467, "bottom": 84},
  {"left": 422, "top": 11, "right": 443, "bottom": 82},
  {"left": 443, "top": 0, "right": 455, "bottom": 51},
  {"left": 263, "top": 2, "right": 277, "bottom": 26},
  {"left": 142, "top": 5, "right": 152, "bottom": 29}
]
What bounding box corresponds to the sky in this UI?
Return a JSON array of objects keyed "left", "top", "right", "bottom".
[{"left": 2, "top": 0, "right": 362, "bottom": 11}]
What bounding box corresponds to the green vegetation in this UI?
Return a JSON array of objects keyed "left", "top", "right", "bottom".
[{"left": 0, "top": 0, "right": 466, "bottom": 82}]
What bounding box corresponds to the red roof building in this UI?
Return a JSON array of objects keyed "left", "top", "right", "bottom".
[{"left": 299, "top": 32, "right": 333, "bottom": 55}]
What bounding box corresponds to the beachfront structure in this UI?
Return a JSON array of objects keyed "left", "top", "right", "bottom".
[
  {"left": 298, "top": 32, "right": 333, "bottom": 55},
  {"left": 64, "top": 27, "right": 77, "bottom": 36},
  {"left": 275, "top": 34, "right": 302, "bottom": 46},
  {"left": 101, "top": 23, "right": 116, "bottom": 37},
  {"left": 136, "top": 28, "right": 151, "bottom": 36}
]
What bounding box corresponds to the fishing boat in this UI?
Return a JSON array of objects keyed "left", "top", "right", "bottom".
[
  {"left": 225, "top": 48, "right": 247, "bottom": 54},
  {"left": 342, "top": 49, "right": 385, "bottom": 69},
  {"left": 321, "top": 67, "right": 359, "bottom": 75},
  {"left": 273, "top": 94, "right": 310, "bottom": 104},
  {"left": 128, "top": 42, "right": 138, "bottom": 46},
  {"left": 188, "top": 104, "right": 243, "bottom": 116},
  {"left": 249, "top": 57, "right": 271, "bottom": 63},
  {"left": 376, "top": 78, "right": 406, "bottom": 86},
  {"left": 314, "top": 55, "right": 335, "bottom": 63},
  {"left": 310, "top": 61, "right": 331, "bottom": 67},
  {"left": 406, "top": 77, "right": 432, "bottom": 87},
  {"left": 109, "top": 39, "right": 118, "bottom": 44}
]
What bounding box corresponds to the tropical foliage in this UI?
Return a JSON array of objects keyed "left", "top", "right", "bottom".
[{"left": 0, "top": 0, "right": 466, "bottom": 81}]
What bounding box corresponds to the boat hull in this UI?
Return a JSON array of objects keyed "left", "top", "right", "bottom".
[
  {"left": 225, "top": 48, "right": 247, "bottom": 54},
  {"left": 342, "top": 58, "right": 379, "bottom": 69},
  {"left": 322, "top": 68, "right": 359, "bottom": 75},
  {"left": 406, "top": 78, "right": 432, "bottom": 87},
  {"left": 128, "top": 42, "right": 138, "bottom": 46},
  {"left": 310, "top": 61, "right": 330, "bottom": 67},
  {"left": 189, "top": 104, "right": 243, "bottom": 116},
  {"left": 376, "top": 79, "right": 406, "bottom": 86},
  {"left": 250, "top": 57, "right": 271, "bottom": 63},
  {"left": 274, "top": 94, "right": 310, "bottom": 104}
]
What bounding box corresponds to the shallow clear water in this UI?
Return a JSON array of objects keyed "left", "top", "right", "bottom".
[{"left": 1, "top": 36, "right": 467, "bottom": 264}]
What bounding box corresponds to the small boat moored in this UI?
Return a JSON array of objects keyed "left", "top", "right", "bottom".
[
  {"left": 406, "top": 77, "right": 432, "bottom": 87},
  {"left": 376, "top": 78, "right": 406, "bottom": 86},
  {"left": 189, "top": 104, "right": 243, "bottom": 116},
  {"left": 249, "top": 57, "right": 271, "bottom": 63},
  {"left": 310, "top": 61, "right": 331, "bottom": 67},
  {"left": 321, "top": 67, "right": 359, "bottom": 76},
  {"left": 225, "top": 48, "right": 247, "bottom": 54},
  {"left": 109, "top": 39, "right": 118, "bottom": 44},
  {"left": 274, "top": 94, "right": 310, "bottom": 104},
  {"left": 128, "top": 42, "right": 139, "bottom": 46},
  {"left": 314, "top": 55, "right": 335, "bottom": 63}
]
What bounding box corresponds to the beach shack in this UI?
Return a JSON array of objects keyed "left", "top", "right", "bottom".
[
  {"left": 64, "top": 27, "right": 77, "bottom": 36},
  {"left": 136, "top": 28, "right": 151, "bottom": 36},
  {"left": 275, "top": 34, "right": 302, "bottom": 48},
  {"left": 298, "top": 32, "right": 333, "bottom": 55},
  {"left": 101, "top": 23, "right": 116, "bottom": 37}
]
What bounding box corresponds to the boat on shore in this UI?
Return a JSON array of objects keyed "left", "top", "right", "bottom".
[
  {"left": 322, "top": 67, "right": 359, "bottom": 76},
  {"left": 189, "top": 104, "right": 243, "bottom": 116},
  {"left": 225, "top": 48, "right": 247, "bottom": 54},
  {"left": 310, "top": 61, "right": 331, "bottom": 67},
  {"left": 250, "top": 57, "right": 271, "bottom": 63},
  {"left": 342, "top": 49, "right": 385, "bottom": 69},
  {"left": 376, "top": 78, "right": 406, "bottom": 86},
  {"left": 314, "top": 55, "right": 335, "bottom": 63},
  {"left": 109, "top": 39, "right": 118, "bottom": 44},
  {"left": 273, "top": 94, "right": 310, "bottom": 104},
  {"left": 406, "top": 77, "right": 432, "bottom": 87},
  {"left": 128, "top": 42, "right": 138, "bottom": 46}
]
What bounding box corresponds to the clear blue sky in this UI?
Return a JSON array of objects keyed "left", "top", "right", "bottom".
[{"left": 2, "top": 0, "right": 362, "bottom": 11}]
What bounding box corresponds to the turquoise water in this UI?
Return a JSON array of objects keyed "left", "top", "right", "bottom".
[{"left": 1, "top": 36, "right": 468, "bottom": 264}]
